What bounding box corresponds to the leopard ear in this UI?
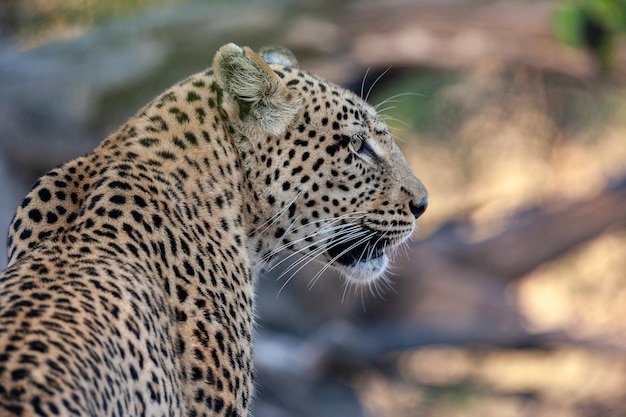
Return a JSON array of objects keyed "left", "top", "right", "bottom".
[
  {"left": 213, "top": 43, "right": 302, "bottom": 137},
  {"left": 258, "top": 45, "right": 299, "bottom": 68}
]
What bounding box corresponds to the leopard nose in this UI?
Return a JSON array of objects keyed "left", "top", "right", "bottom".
[{"left": 409, "top": 196, "right": 428, "bottom": 219}]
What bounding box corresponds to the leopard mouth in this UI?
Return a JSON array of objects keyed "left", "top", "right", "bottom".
[{"left": 326, "top": 228, "right": 388, "bottom": 267}]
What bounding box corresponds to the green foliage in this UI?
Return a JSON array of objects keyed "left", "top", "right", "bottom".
[
  {"left": 554, "top": 0, "right": 626, "bottom": 70},
  {"left": 554, "top": 3, "right": 586, "bottom": 47},
  {"left": 8, "top": 0, "right": 187, "bottom": 42},
  {"left": 555, "top": 0, "right": 626, "bottom": 45}
]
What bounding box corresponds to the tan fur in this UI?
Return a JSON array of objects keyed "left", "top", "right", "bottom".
[
  {"left": 0, "top": 43, "right": 427, "bottom": 417},
  {"left": 213, "top": 44, "right": 302, "bottom": 138}
]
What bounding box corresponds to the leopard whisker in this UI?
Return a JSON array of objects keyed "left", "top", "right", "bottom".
[
  {"left": 262, "top": 211, "right": 305, "bottom": 265},
  {"left": 270, "top": 210, "right": 368, "bottom": 248},
  {"left": 341, "top": 279, "right": 351, "bottom": 303},
  {"left": 372, "top": 272, "right": 393, "bottom": 298},
  {"left": 373, "top": 91, "right": 424, "bottom": 110},
  {"left": 379, "top": 114, "right": 412, "bottom": 130},
  {"left": 275, "top": 228, "right": 370, "bottom": 297},
  {"left": 275, "top": 225, "right": 371, "bottom": 289},
  {"left": 252, "top": 211, "right": 369, "bottom": 272},
  {"left": 389, "top": 132, "right": 408, "bottom": 145},
  {"left": 360, "top": 67, "right": 371, "bottom": 101},
  {"left": 248, "top": 191, "right": 302, "bottom": 237},
  {"left": 375, "top": 105, "right": 397, "bottom": 114},
  {"left": 278, "top": 225, "right": 369, "bottom": 279},
  {"left": 368, "top": 226, "right": 391, "bottom": 259},
  {"left": 257, "top": 212, "right": 368, "bottom": 265},
  {"left": 365, "top": 66, "right": 392, "bottom": 103},
  {"left": 265, "top": 223, "right": 365, "bottom": 274},
  {"left": 307, "top": 230, "right": 377, "bottom": 290}
]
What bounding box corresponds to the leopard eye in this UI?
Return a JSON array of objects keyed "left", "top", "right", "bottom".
[{"left": 351, "top": 133, "right": 365, "bottom": 152}]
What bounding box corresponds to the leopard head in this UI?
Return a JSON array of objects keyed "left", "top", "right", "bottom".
[{"left": 214, "top": 43, "right": 427, "bottom": 285}]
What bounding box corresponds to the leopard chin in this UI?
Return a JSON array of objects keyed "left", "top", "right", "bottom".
[
  {"left": 324, "top": 224, "right": 403, "bottom": 285},
  {"left": 336, "top": 253, "right": 390, "bottom": 285}
]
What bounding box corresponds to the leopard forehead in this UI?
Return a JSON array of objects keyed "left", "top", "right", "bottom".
[{"left": 275, "top": 66, "right": 391, "bottom": 141}]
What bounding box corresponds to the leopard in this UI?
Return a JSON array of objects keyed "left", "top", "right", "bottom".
[{"left": 0, "top": 43, "right": 428, "bottom": 417}]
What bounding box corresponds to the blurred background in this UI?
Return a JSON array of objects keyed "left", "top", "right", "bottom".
[{"left": 1, "top": 0, "right": 626, "bottom": 416}]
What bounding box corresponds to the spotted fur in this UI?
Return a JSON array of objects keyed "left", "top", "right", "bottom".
[{"left": 0, "top": 44, "right": 427, "bottom": 417}]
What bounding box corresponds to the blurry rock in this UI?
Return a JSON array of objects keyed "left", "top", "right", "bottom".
[{"left": 0, "top": 154, "right": 23, "bottom": 269}]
